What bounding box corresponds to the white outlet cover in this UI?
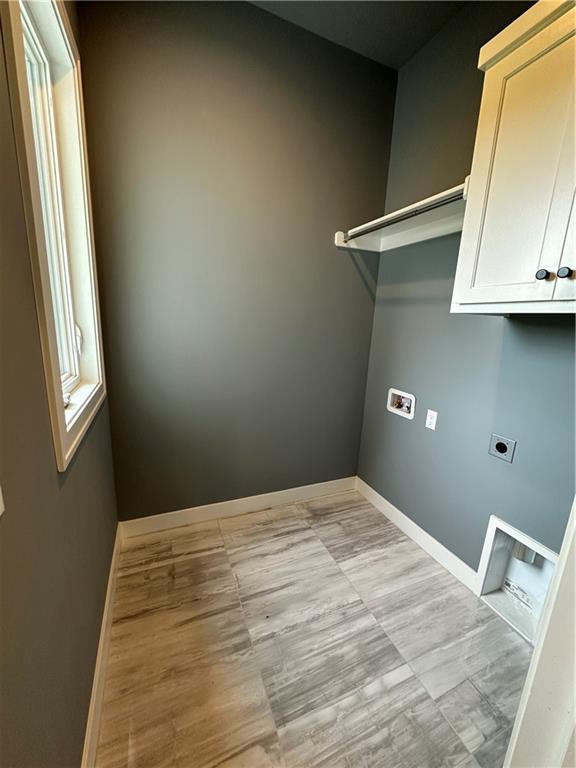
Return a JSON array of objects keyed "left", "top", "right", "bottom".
[{"left": 425, "top": 409, "right": 438, "bottom": 430}]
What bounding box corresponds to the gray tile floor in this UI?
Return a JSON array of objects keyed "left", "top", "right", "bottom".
[{"left": 96, "top": 492, "right": 531, "bottom": 768}]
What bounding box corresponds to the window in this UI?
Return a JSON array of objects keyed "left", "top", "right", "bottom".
[{"left": 4, "top": 0, "right": 105, "bottom": 471}]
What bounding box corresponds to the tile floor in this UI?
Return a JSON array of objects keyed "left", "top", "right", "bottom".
[{"left": 96, "top": 492, "right": 531, "bottom": 768}]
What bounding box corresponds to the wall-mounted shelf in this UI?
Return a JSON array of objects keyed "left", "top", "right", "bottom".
[{"left": 334, "top": 179, "right": 468, "bottom": 254}]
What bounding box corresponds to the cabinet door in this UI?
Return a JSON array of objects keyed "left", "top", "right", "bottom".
[
  {"left": 453, "top": 11, "right": 575, "bottom": 306},
  {"left": 550, "top": 100, "right": 576, "bottom": 303},
  {"left": 553, "top": 192, "right": 576, "bottom": 302}
]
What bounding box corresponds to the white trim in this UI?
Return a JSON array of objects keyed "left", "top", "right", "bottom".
[
  {"left": 504, "top": 497, "right": 575, "bottom": 768},
  {"left": 478, "top": 0, "right": 574, "bottom": 71},
  {"left": 1, "top": 1, "right": 106, "bottom": 472},
  {"left": 120, "top": 477, "right": 357, "bottom": 538},
  {"left": 81, "top": 525, "right": 122, "bottom": 768},
  {"left": 355, "top": 477, "right": 479, "bottom": 594},
  {"left": 451, "top": 299, "right": 575, "bottom": 314}
]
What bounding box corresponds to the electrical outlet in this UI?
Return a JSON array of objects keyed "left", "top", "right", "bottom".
[
  {"left": 425, "top": 409, "right": 438, "bottom": 431},
  {"left": 488, "top": 434, "right": 517, "bottom": 463}
]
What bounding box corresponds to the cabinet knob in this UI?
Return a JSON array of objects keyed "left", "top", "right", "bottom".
[
  {"left": 535, "top": 268, "right": 552, "bottom": 281},
  {"left": 557, "top": 266, "right": 573, "bottom": 279}
]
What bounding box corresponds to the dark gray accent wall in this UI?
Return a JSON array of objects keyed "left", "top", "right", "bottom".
[
  {"left": 78, "top": 1, "right": 397, "bottom": 520},
  {"left": 358, "top": 1, "right": 575, "bottom": 569},
  {"left": 384, "top": 1, "right": 534, "bottom": 212},
  {"left": 0, "top": 14, "right": 117, "bottom": 768},
  {"left": 252, "top": 2, "right": 462, "bottom": 69}
]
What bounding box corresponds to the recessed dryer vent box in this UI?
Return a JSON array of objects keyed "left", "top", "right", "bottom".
[
  {"left": 477, "top": 516, "right": 557, "bottom": 644},
  {"left": 387, "top": 388, "right": 415, "bottom": 420}
]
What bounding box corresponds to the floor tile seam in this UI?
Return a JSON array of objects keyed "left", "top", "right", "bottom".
[
  {"left": 329, "top": 504, "right": 482, "bottom": 600},
  {"left": 228, "top": 557, "right": 350, "bottom": 596},
  {"left": 225, "top": 539, "right": 328, "bottom": 570},
  {"left": 399, "top": 659, "right": 480, "bottom": 765},
  {"left": 334, "top": 548, "right": 455, "bottom": 630},
  {"left": 220, "top": 521, "right": 317, "bottom": 559},
  {"left": 430, "top": 685, "right": 480, "bottom": 762},
  {"left": 277, "top": 670, "right": 457, "bottom": 764},
  {"left": 467, "top": 671, "right": 517, "bottom": 727},
  {"left": 411, "top": 613, "right": 523, "bottom": 672},
  {"left": 276, "top": 684, "right": 399, "bottom": 763},
  {"left": 117, "top": 546, "right": 228, "bottom": 576},
  {"left": 344, "top": 572, "right": 446, "bottom": 612},
  {"left": 368, "top": 642, "right": 484, "bottom": 761},
  {"left": 350, "top": 559, "right": 489, "bottom": 618},
  {"left": 216, "top": 516, "right": 287, "bottom": 761},
  {"left": 297, "top": 508, "right": 415, "bottom": 690},
  {"left": 108, "top": 595, "right": 243, "bottom": 633},
  {"left": 376, "top": 606, "right": 502, "bottom": 669},
  {"left": 306, "top": 503, "right": 383, "bottom": 523},
  {"left": 219, "top": 507, "right": 409, "bottom": 743},
  {"left": 224, "top": 509, "right": 342, "bottom": 589},
  {"left": 406, "top": 626, "right": 527, "bottom": 715},
  {"left": 261, "top": 639, "right": 403, "bottom": 707},
  {"left": 121, "top": 520, "right": 221, "bottom": 543},
  {"left": 218, "top": 503, "right": 513, "bottom": 764}
]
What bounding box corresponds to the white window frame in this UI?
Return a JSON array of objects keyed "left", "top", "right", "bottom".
[{"left": 2, "top": 0, "right": 106, "bottom": 471}]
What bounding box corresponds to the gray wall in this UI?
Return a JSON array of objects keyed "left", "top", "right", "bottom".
[
  {"left": 78, "top": 1, "right": 397, "bottom": 520},
  {"left": 0, "top": 13, "right": 118, "bottom": 768},
  {"left": 358, "top": 1, "right": 575, "bottom": 569},
  {"left": 385, "top": 1, "right": 532, "bottom": 211}
]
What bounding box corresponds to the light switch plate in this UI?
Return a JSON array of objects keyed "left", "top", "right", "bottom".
[{"left": 425, "top": 409, "right": 438, "bottom": 430}]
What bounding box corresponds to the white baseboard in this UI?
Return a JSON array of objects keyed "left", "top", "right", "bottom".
[
  {"left": 120, "top": 476, "right": 357, "bottom": 539},
  {"left": 81, "top": 524, "right": 123, "bottom": 768},
  {"left": 355, "top": 477, "right": 480, "bottom": 594},
  {"left": 119, "top": 476, "right": 478, "bottom": 595}
]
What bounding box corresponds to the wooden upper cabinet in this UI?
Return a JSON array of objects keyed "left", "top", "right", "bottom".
[{"left": 451, "top": 1, "right": 575, "bottom": 314}]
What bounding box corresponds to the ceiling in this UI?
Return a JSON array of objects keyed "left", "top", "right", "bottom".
[{"left": 252, "top": 1, "right": 463, "bottom": 69}]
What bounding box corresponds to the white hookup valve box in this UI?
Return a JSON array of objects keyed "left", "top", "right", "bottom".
[{"left": 387, "top": 388, "right": 415, "bottom": 420}]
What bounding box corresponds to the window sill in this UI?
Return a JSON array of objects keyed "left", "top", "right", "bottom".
[
  {"left": 65, "top": 380, "right": 100, "bottom": 428},
  {"left": 57, "top": 379, "right": 106, "bottom": 471}
]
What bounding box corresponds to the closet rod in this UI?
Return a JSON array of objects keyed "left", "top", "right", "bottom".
[{"left": 342, "top": 184, "right": 465, "bottom": 244}]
